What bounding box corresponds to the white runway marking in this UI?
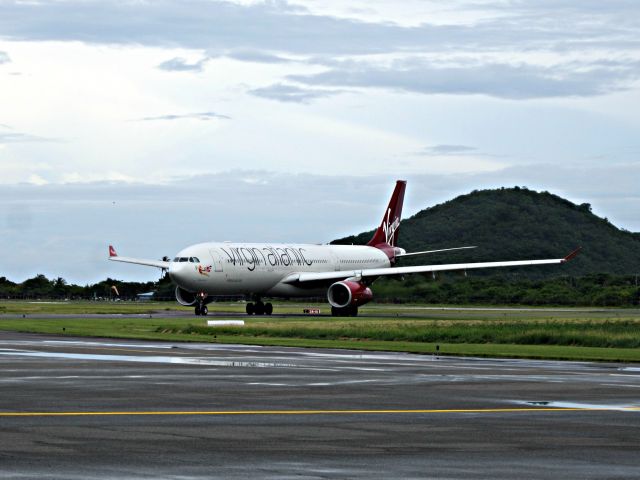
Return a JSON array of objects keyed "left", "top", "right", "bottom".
[
  {"left": 0, "top": 349, "right": 297, "bottom": 368},
  {"left": 601, "top": 383, "right": 640, "bottom": 388}
]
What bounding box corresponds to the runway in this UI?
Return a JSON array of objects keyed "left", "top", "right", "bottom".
[{"left": 1, "top": 331, "right": 639, "bottom": 479}]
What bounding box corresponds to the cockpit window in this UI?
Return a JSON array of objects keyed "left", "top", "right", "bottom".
[
  {"left": 173, "top": 257, "right": 179, "bottom": 262},
  {"left": 192, "top": 257, "right": 200, "bottom": 263},
  {"left": 179, "top": 257, "right": 188, "bottom": 262}
]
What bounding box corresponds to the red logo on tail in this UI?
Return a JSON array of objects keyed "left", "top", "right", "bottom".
[{"left": 109, "top": 245, "right": 117, "bottom": 257}]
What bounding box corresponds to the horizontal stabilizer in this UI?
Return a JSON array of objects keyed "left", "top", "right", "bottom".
[{"left": 563, "top": 246, "right": 582, "bottom": 262}]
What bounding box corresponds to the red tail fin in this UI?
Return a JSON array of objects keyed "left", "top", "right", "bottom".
[{"left": 367, "top": 180, "right": 406, "bottom": 248}]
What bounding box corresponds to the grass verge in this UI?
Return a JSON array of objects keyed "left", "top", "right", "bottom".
[{"left": 0, "top": 306, "right": 639, "bottom": 362}]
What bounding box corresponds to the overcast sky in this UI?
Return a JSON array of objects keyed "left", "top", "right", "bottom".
[{"left": 1, "top": 0, "right": 639, "bottom": 283}]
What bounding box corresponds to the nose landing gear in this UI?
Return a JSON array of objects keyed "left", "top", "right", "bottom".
[{"left": 194, "top": 292, "right": 208, "bottom": 316}]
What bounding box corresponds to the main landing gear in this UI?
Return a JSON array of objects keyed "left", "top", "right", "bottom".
[
  {"left": 331, "top": 305, "right": 358, "bottom": 317},
  {"left": 195, "top": 304, "right": 208, "bottom": 316},
  {"left": 246, "top": 300, "right": 273, "bottom": 316}
]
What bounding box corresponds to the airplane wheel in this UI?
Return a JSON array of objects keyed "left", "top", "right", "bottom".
[
  {"left": 331, "top": 306, "right": 356, "bottom": 317},
  {"left": 201, "top": 306, "right": 208, "bottom": 316},
  {"left": 255, "top": 301, "right": 265, "bottom": 315},
  {"left": 195, "top": 305, "right": 201, "bottom": 316},
  {"left": 246, "top": 303, "right": 255, "bottom": 315},
  {"left": 264, "top": 302, "right": 273, "bottom": 315}
]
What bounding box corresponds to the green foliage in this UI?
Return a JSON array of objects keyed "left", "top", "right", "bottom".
[
  {"left": 333, "top": 187, "right": 640, "bottom": 277},
  {"left": 0, "top": 274, "right": 164, "bottom": 300},
  {"left": 1, "top": 272, "right": 638, "bottom": 306},
  {"left": 372, "top": 275, "right": 640, "bottom": 307}
]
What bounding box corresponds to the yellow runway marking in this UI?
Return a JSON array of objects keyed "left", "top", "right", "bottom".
[{"left": 1, "top": 407, "right": 639, "bottom": 417}]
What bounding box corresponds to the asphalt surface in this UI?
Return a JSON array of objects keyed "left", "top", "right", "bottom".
[{"left": 1, "top": 331, "right": 639, "bottom": 479}]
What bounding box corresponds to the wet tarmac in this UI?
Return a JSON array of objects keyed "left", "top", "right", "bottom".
[{"left": 1, "top": 331, "right": 639, "bottom": 479}]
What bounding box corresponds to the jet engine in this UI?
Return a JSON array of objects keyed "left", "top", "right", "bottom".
[
  {"left": 175, "top": 286, "right": 197, "bottom": 306},
  {"left": 327, "top": 280, "right": 373, "bottom": 316}
]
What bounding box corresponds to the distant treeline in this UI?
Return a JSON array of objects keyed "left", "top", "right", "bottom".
[
  {"left": 1, "top": 273, "right": 639, "bottom": 307},
  {"left": 0, "top": 274, "right": 176, "bottom": 301},
  {"left": 373, "top": 274, "right": 640, "bottom": 307}
]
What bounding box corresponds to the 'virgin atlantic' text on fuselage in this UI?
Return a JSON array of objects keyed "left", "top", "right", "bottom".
[{"left": 220, "top": 246, "right": 313, "bottom": 271}]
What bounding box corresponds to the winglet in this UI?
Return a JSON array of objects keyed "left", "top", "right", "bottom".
[
  {"left": 109, "top": 245, "right": 118, "bottom": 258},
  {"left": 562, "top": 246, "right": 582, "bottom": 263}
]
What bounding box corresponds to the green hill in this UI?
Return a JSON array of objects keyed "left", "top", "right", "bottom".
[{"left": 333, "top": 187, "right": 640, "bottom": 277}]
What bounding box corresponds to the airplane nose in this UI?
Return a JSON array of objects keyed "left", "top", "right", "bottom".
[{"left": 168, "top": 263, "right": 188, "bottom": 285}]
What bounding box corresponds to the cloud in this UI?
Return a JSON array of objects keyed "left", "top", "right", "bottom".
[
  {"left": 0, "top": 0, "right": 637, "bottom": 56},
  {"left": 1, "top": 1, "right": 638, "bottom": 102},
  {"left": 0, "top": 0, "right": 414, "bottom": 55},
  {"left": 0, "top": 51, "right": 9, "bottom": 64},
  {"left": 137, "top": 112, "right": 231, "bottom": 121},
  {"left": 289, "top": 58, "right": 640, "bottom": 99},
  {"left": 157, "top": 56, "right": 208, "bottom": 72},
  {"left": 419, "top": 145, "right": 478, "bottom": 156},
  {"left": 224, "top": 49, "right": 293, "bottom": 64},
  {"left": 249, "top": 83, "right": 344, "bottom": 103},
  {"left": 158, "top": 50, "right": 291, "bottom": 73},
  {"left": 0, "top": 131, "right": 53, "bottom": 143}
]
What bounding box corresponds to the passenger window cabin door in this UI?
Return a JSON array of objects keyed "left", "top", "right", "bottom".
[{"left": 209, "top": 249, "right": 224, "bottom": 272}]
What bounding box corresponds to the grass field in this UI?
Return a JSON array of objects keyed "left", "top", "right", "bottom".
[
  {"left": 0, "top": 301, "right": 639, "bottom": 362},
  {"left": 0, "top": 300, "right": 188, "bottom": 315}
]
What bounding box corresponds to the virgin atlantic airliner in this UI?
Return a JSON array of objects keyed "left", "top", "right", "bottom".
[{"left": 109, "top": 181, "right": 579, "bottom": 316}]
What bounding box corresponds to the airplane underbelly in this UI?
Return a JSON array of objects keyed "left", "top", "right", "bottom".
[
  {"left": 201, "top": 269, "right": 282, "bottom": 295},
  {"left": 266, "top": 283, "right": 325, "bottom": 297}
]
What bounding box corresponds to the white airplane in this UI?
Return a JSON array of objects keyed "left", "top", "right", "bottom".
[{"left": 109, "top": 180, "right": 580, "bottom": 316}]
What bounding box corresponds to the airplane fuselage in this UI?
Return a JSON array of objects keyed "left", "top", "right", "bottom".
[{"left": 169, "top": 242, "right": 391, "bottom": 298}]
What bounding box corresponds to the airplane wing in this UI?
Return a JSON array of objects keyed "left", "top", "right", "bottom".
[
  {"left": 283, "top": 248, "right": 581, "bottom": 285},
  {"left": 108, "top": 245, "right": 170, "bottom": 269}
]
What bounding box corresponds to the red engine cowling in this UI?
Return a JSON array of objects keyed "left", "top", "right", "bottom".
[{"left": 327, "top": 281, "right": 373, "bottom": 309}]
